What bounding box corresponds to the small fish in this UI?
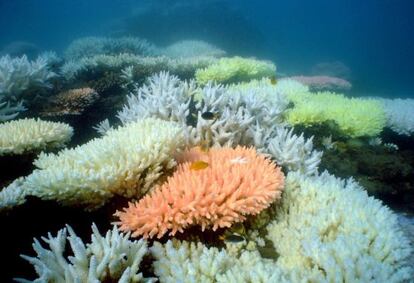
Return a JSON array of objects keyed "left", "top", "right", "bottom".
[
  {"left": 190, "top": 160, "right": 209, "bottom": 171},
  {"left": 270, "top": 76, "right": 277, "bottom": 85},
  {"left": 230, "top": 222, "right": 246, "bottom": 235},
  {"left": 201, "top": 111, "right": 219, "bottom": 120},
  {"left": 219, "top": 233, "right": 246, "bottom": 243}
]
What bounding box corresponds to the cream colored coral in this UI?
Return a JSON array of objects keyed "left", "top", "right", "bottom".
[
  {"left": 266, "top": 172, "right": 413, "bottom": 282},
  {"left": 3, "top": 118, "right": 186, "bottom": 210},
  {"left": 0, "top": 118, "right": 73, "bottom": 155}
]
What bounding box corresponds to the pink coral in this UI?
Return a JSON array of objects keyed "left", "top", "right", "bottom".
[
  {"left": 289, "top": 75, "right": 352, "bottom": 91},
  {"left": 115, "top": 146, "right": 285, "bottom": 239}
]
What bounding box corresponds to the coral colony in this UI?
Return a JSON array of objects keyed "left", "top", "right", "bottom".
[{"left": 0, "top": 37, "right": 412, "bottom": 282}]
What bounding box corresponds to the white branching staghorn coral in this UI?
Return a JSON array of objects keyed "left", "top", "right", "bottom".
[
  {"left": 160, "top": 39, "right": 226, "bottom": 58},
  {"left": 148, "top": 172, "right": 413, "bottom": 283},
  {"left": 379, "top": 98, "right": 414, "bottom": 136},
  {"left": 0, "top": 97, "right": 26, "bottom": 121},
  {"left": 0, "top": 55, "right": 56, "bottom": 99},
  {"left": 266, "top": 172, "right": 413, "bottom": 282},
  {"left": 266, "top": 127, "right": 323, "bottom": 175},
  {"left": 116, "top": 72, "right": 321, "bottom": 174},
  {"left": 118, "top": 71, "right": 196, "bottom": 126},
  {"left": 1, "top": 118, "right": 186, "bottom": 210},
  {"left": 16, "top": 224, "right": 155, "bottom": 283},
  {"left": 0, "top": 118, "right": 73, "bottom": 156}
]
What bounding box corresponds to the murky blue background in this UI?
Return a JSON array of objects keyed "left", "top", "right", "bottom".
[{"left": 1, "top": 0, "right": 413, "bottom": 96}]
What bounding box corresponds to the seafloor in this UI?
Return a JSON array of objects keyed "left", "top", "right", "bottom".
[{"left": 0, "top": 37, "right": 413, "bottom": 282}]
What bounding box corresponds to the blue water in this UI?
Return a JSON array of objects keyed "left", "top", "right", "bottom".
[{"left": 0, "top": 0, "right": 413, "bottom": 95}]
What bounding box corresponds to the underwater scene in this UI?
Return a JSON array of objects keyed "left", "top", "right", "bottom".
[{"left": 1, "top": 0, "right": 414, "bottom": 282}]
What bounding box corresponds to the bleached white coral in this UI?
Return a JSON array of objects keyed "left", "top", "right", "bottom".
[
  {"left": 142, "top": 172, "right": 412, "bottom": 282},
  {"left": 3, "top": 118, "right": 186, "bottom": 210},
  {"left": 0, "top": 177, "right": 27, "bottom": 212},
  {"left": 266, "top": 172, "right": 413, "bottom": 282},
  {"left": 118, "top": 71, "right": 196, "bottom": 126},
  {"left": 151, "top": 240, "right": 234, "bottom": 283},
  {"left": 266, "top": 127, "right": 323, "bottom": 175},
  {"left": 0, "top": 97, "right": 26, "bottom": 121},
  {"left": 16, "top": 224, "right": 155, "bottom": 283},
  {"left": 0, "top": 118, "right": 73, "bottom": 156},
  {"left": 116, "top": 72, "right": 319, "bottom": 174},
  {"left": 0, "top": 55, "right": 56, "bottom": 99},
  {"left": 379, "top": 98, "right": 414, "bottom": 136},
  {"left": 64, "top": 36, "right": 158, "bottom": 60},
  {"left": 161, "top": 39, "right": 226, "bottom": 58}
]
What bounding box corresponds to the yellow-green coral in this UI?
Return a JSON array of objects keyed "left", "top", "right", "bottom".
[
  {"left": 195, "top": 56, "right": 276, "bottom": 85},
  {"left": 286, "top": 91, "right": 386, "bottom": 137}
]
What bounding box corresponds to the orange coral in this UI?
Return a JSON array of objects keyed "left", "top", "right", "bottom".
[{"left": 115, "top": 146, "right": 285, "bottom": 239}]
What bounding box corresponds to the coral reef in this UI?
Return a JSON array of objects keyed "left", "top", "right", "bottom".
[
  {"left": 0, "top": 55, "right": 56, "bottom": 100},
  {"left": 0, "top": 97, "right": 26, "bottom": 121},
  {"left": 379, "top": 98, "right": 414, "bottom": 136},
  {"left": 286, "top": 91, "right": 386, "bottom": 137},
  {"left": 0, "top": 118, "right": 186, "bottom": 210},
  {"left": 115, "top": 146, "right": 284, "bottom": 238},
  {"left": 41, "top": 87, "right": 99, "bottom": 116},
  {"left": 266, "top": 172, "right": 413, "bottom": 282},
  {"left": 0, "top": 118, "right": 73, "bottom": 156},
  {"left": 288, "top": 75, "right": 352, "bottom": 91},
  {"left": 16, "top": 224, "right": 155, "bottom": 283},
  {"left": 195, "top": 56, "right": 276, "bottom": 85},
  {"left": 160, "top": 39, "right": 226, "bottom": 58},
  {"left": 64, "top": 36, "right": 158, "bottom": 60},
  {"left": 147, "top": 172, "right": 413, "bottom": 282}
]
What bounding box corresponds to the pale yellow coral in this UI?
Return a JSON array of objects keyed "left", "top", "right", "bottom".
[
  {"left": 0, "top": 118, "right": 73, "bottom": 155},
  {"left": 2, "top": 118, "right": 186, "bottom": 210}
]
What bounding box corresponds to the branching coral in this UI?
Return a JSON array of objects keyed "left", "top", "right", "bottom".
[
  {"left": 266, "top": 172, "right": 413, "bottom": 282},
  {"left": 0, "top": 55, "right": 56, "bottom": 100},
  {"left": 115, "top": 146, "right": 284, "bottom": 238},
  {"left": 377, "top": 97, "right": 414, "bottom": 136},
  {"left": 116, "top": 72, "right": 320, "bottom": 175},
  {"left": 64, "top": 36, "right": 158, "bottom": 60},
  {"left": 286, "top": 91, "right": 387, "bottom": 137},
  {"left": 160, "top": 39, "right": 226, "bottom": 58},
  {"left": 1, "top": 118, "right": 186, "bottom": 210},
  {"left": 0, "top": 97, "right": 26, "bottom": 121},
  {"left": 41, "top": 87, "right": 99, "bottom": 116},
  {"left": 195, "top": 56, "right": 276, "bottom": 85},
  {"left": 0, "top": 118, "right": 73, "bottom": 156},
  {"left": 16, "top": 224, "right": 155, "bottom": 283},
  {"left": 289, "top": 75, "right": 352, "bottom": 91},
  {"left": 60, "top": 53, "right": 217, "bottom": 81},
  {"left": 147, "top": 172, "right": 413, "bottom": 282}
]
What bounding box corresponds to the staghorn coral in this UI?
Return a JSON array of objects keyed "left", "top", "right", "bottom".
[
  {"left": 0, "top": 97, "right": 26, "bottom": 121},
  {"left": 0, "top": 118, "right": 73, "bottom": 156},
  {"left": 160, "top": 39, "right": 226, "bottom": 58},
  {"left": 16, "top": 224, "right": 155, "bottom": 283},
  {"left": 0, "top": 118, "right": 186, "bottom": 210},
  {"left": 115, "top": 146, "right": 284, "bottom": 239},
  {"left": 0, "top": 55, "right": 56, "bottom": 100},
  {"left": 116, "top": 72, "right": 320, "bottom": 175},
  {"left": 195, "top": 56, "right": 276, "bottom": 85},
  {"left": 41, "top": 87, "right": 99, "bottom": 116}
]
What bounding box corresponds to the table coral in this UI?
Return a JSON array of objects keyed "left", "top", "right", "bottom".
[{"left": 115, "top": 146, "right": 285, "bottom": 239}]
